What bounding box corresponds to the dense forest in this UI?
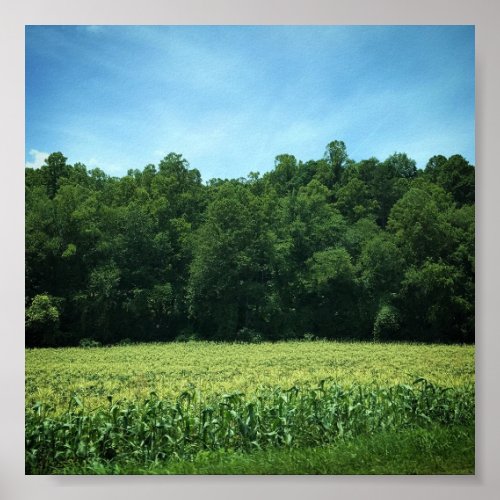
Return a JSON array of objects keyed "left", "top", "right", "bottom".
[{"left": 25, "top": 141, "right": 475, "bottom": 347}]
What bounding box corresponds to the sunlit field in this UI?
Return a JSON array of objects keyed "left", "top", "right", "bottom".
[
  {"left": 25, "top": 341, "right": 474, "bottom": 474},
  {"left": 26, "top": 341, "right": 474, "bottom": 411}
]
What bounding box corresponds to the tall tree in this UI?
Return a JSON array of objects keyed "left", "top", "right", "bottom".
[{"left": 325, "top": 140, "right": 348, "bottom": 183}]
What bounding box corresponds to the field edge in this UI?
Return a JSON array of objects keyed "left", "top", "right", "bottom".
[{"left": 50, "top": 424, "right": 474, "bottom": 475}]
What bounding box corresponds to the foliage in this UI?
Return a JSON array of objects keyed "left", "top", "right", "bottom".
[
  {"left": 25, "top": 142, "right": 475, "bottom": 345},
  {"left": 25, "top": 294, "right": 60, "bottom": 346},
  {"left": 373, "top": 304, "right": 400, "bottom": 341},
  {"left": 235, "top": 327, "right": 264, "bottom": 343},
  {"left": 26, "top": 294, "right": 60, "bottom": 327},
  {"left": 425, "top": 154, "right": 475, "bottom": 206},
  {"left": 75, "top": 425, "right": 473, "bottom": 475},
  {"left": 79, "top": 338, "right": 102, "bottom": 348},
  {"left": 25, "top": 378, "right": 474, "bottom": 474},
  {"left": 25, "top": 380, "right": 474, "bottom": 474}
]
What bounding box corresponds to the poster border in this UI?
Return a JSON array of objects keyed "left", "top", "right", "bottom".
[{"left": 2, "top": 1, "right": 499, "bottom": 499}]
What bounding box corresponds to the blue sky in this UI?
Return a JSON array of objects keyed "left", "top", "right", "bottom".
[{"left": 25, "top": 25, "right": 475, "bottom": 180}]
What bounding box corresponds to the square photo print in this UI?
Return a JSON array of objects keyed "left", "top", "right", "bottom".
[{"left": 25, "top": 25, "right": 475, "bottom": 475}]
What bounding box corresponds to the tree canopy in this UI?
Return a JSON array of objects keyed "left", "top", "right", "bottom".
[{"left": 25, "top": 143, "right": 475, "bottom": 346}]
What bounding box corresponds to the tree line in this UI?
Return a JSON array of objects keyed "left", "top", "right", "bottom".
[{"left": 25, "top": 141, "right": 474, "bottom": 346}]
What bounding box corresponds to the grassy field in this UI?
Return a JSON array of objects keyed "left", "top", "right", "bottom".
[{"left": 25, "top": 341, "right": 475, "bottom": 474}]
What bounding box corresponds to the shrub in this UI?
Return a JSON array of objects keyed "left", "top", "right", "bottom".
[
  {"left": 25, "top": 294, "right": 60, "bottom": 346},
  {"left": 303, "top": 332, "right": 317, "bottom": 341},
  {"left": 79, "top": 338, "right": 102, "bottom": 348},
  {"left": 235, "top": 327, "right": 263, "bottom": 343},
  {"left": 117, "top": 338, "right": 133, "bottom": 346},
  {"left": 373, "top": 304, "right": 400, "bottom": 341},
  {"left": 174, "top": 330, "right": 199, "bottom": 342}
]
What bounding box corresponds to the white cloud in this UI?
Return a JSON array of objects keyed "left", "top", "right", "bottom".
[{"left": 25, "top": 149, "right": 49, "bottom": 169}]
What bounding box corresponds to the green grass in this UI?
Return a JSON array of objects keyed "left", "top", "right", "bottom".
[{"left": 55, "top": 425, "right": 474, "bottom": 475}]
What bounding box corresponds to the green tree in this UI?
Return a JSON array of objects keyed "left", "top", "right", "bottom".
[
  {"left": 25, "top": 145, "right": 474, "bottom": 346},
  {"left": 25, "top": 294, "right": 60, "bottom": 346},
  {"left": 399, "top": 261, "right": 472, "bottom": 342},
  {"left": 387, "top": 180, "right": 456, "bottom": 265},
  {"left": 384, "top": 152, "right": 417, "bottom": 179},
  {"left": 265, "top": 154, "right": 299, "bottom": 196},
  {"left": 78, "top": 263, "right": 121, "bottom": 343},
  {"left": 42, "top": 152, "right": 70, "bottom": 199},
  {"left": 304, "top": 247, "right": 359, "bottom": 338},
  {"left": 335, "top": 178, "right": 379, "bottom": 223},
  {"left": 373, "top": 304, "right": 400, "bottom": 342},
  {"left": 325, "top": 140, "right": 348, "bottom": 183},
  {"left": 188, "top": 183, "right": 273, "bottom": 339},
  {"left": 425, "top": 154, "right": 474, "bottom": 206}
]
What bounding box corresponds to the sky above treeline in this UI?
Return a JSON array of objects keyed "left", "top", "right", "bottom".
[{"left": 25, "top": 25, "right": 475, "bottom": 181}]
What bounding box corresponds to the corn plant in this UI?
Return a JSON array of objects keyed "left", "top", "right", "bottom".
[{"left": 26, "top": 379, "right": 474, "bottom": 474}]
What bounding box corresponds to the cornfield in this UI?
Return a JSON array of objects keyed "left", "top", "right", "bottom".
[{"left": 25, "top": 341, "right": 475, "bottom": 474}]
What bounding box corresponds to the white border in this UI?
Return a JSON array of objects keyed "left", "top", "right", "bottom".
[{"left": 2, "top": 1, "right": 499, "bottom": 499}]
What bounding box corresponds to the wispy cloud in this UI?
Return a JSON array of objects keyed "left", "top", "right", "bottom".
[
  {"left": 25, "top": 26, "right": 474, "bottom": 179},
  {"left": 25, "top": 149, "right": 49, "bottom": 169}
]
